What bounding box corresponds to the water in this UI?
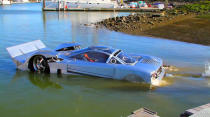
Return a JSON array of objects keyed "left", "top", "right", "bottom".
[{"left": 0, "top": 3, "right": 210, "bottom": 117}]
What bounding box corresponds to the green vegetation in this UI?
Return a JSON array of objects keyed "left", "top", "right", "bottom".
[
  {"left": 196, "top": 13, "right": 210, "bottom": 19},
  {"left": 178, "top": 1, "right": 210, "bottom": 13}
]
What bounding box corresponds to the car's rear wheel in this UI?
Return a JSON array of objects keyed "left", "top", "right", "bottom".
[{"left": 30, "top": 55, "right": 50, "bottom": 73}]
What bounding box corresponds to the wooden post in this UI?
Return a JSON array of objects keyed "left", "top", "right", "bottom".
[
  {"left": 43, "top": 0, "right": 46, "bottom": 10},
  {"left": 165, "top": 0, "right": 168, "bottom": 9},
  {"left": 63, "top": 0, "right": 65, "bottom": 10},
  {"left": 58, "top": 0, "right": 60, "bottom": 11}
]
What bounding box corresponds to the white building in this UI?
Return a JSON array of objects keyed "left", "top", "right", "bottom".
[
  {"left": 0, "top": 0, "right": 11, "bottom": 5},
  {"left": 12, "top": 0, "right": 29, "bottom": 3},
  {"left": 65, "top": 0, "right": 118, "bottom": 8},
  {"left": 66, "top": 0, "right": 114, "bottom": 4}
]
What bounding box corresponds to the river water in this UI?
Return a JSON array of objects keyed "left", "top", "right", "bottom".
[{"left": 0, "top": 3, "right": 210, "bottom": 117}]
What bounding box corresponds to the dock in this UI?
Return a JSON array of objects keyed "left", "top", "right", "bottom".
[
  {"left": 180, "top": 103, "right": 210, "bottom": 117},
  {"left": 128, "top": 108, "right": 160, "bottom": 117},
  {"left": 43, "top": 7, "right": 161, "bottom": 12},
  {"left": 42, "top": 0, "right": 161, "bottom": 12}
]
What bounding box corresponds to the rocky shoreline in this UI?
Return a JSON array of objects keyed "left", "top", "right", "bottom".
[
  {"left": 95, "top": 11, "right": 210, "bottom": 45},
  {"left": 95, "top": 10, "right": 191, "bottom": 32}
]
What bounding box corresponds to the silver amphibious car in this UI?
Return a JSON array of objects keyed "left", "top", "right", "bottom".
[{"left": 6, "top": 40, "right": 165, "bottom": 85}]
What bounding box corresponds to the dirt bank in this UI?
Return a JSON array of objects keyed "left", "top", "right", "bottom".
[
  {"left": 141, "top": 15, "right": 210, "bottom": 45},
  {"left": 96, "top": 12, "right": 210, "bottom": 46}
]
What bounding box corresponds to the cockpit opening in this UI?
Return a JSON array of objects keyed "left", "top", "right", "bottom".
[{"left": 56, "top": 46, "right": 80, "bottom": 51}]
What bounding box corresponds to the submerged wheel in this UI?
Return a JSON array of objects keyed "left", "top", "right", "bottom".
[{"left": 30, "top": 55, "right": 50, "bottom": 73}]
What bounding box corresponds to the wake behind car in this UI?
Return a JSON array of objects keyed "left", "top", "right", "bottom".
[{"left": 6, "top": 40, "right": 165, "bottom": 85}]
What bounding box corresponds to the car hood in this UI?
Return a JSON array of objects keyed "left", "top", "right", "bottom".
[
  {"left": 139, "top": 55, "right": 163, "bottom": 66},
  {"left": 132, "top": 55, "right": 163, "bottom": 73}
]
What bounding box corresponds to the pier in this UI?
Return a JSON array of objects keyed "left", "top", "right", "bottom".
[
  {"left": 42, "top": 0, "right": 161, "bottom": 12},
  {"left": 43, "top": 7, "right": 160, "bottom": 12}
]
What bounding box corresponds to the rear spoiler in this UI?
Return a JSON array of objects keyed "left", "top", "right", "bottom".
[{"left": 6, "top": 40, "right": 46, "bottom": 58}]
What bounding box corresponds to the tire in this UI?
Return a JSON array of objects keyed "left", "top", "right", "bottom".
[{"left": 29, "top": 55, "right": 50, "bottom": 73}]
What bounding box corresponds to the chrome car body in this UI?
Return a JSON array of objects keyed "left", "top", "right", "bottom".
[{"left": 6, "top": 40, "right": 165, "bottom": 85}]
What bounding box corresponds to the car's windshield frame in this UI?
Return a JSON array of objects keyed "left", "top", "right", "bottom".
[{"left": 114, "top": 50, "right": 137, "bottom": 65}]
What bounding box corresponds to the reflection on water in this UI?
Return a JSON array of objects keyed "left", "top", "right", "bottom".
[
  {"left": 42, "top": 11, "right": 120, "bottom": 24},
  {"left": 13, "top": 71, "right": 63, "bottom": 89},
  {"left": 41, "top": 11, "right": 129, "bottom": 45},
  {"left": 12, "top": 71, "right": 154, "bottom": 91}
]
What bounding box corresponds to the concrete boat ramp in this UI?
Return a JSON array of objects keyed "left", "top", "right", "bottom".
[
  {"left": 128, "top": 103, "right": 210, "bottom": 117},
  {"left": 128, "top": 108, "right": 159, "bottom": 117},
  {"left": 181, "top": 103, "right": 210, "bottom": 117}
]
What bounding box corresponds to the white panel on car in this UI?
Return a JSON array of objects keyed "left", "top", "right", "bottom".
[{"left": 6, "top": 40, "right": 46, "bottom": 58}]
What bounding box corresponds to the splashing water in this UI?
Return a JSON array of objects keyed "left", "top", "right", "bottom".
[
  {"left": 151, "top": 78, "right": 172, "bottom": 87},
  {"left": 163, "top": 65, "right": 179, "bottom": 72},
  {"left": 202, "top": 61, "right": 210, "bottom": 77},
  {"left": 165, "top": 73, "right": 174, "bottom": 77}
]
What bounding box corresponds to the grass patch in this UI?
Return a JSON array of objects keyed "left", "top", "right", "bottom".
[
  {"left": 178, "top": 1, "right": 210, "bottom": 14},
  {"left": 196, "top": 13, "right": 210, "bottom": 19}
]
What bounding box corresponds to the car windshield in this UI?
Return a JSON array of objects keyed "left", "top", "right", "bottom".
[
  {"left": 116, "top": 51, "right": 136, "bottom": 64},
  {"left": 75, "top": 46, "right": 81, "bottom": 50},
  {"left": 88, "top": 46, "right": 116, "bottom": 54}
]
